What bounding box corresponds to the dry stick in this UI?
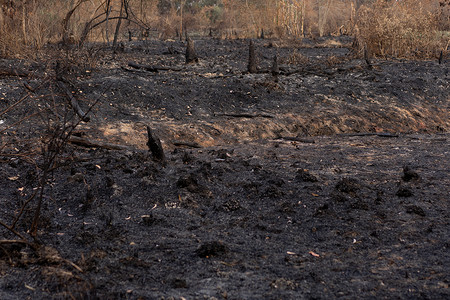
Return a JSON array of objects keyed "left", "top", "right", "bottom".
[
  {"left": 0, "top": 219, "right": 29, "bottom": 243},
  {"left": 0, "top": 240, "right": 29, "bottom": 244},
  {"left": 0, "top": 93, "right": 30, "bottom": 117},
  {"left": 0, "top": 112, "right": 41, "bottom": 135},
  {"left": 10, "top": 189, "right": 39, "bottom": 230}
]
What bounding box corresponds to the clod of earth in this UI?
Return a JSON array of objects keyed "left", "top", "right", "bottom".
[{"left": 196, "top": 241, "right": 228, "bottom": 258}]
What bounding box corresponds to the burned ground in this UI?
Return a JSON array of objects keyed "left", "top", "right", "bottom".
[{"left": 0, "top": 37, "right": 449, "bottom": 299}]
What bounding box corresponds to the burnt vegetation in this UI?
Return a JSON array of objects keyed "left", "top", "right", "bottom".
[{"left": 0, "top": 0, "right": 449, "bottom": 299}]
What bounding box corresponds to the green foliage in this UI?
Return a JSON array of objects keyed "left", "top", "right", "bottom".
[{"left": 206, "top": 5, "right": 223, "bottom": 24}]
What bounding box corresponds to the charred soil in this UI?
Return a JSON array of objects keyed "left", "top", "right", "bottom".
[{"left": 0, "top": 37, "right": 449, "bottom": 299}]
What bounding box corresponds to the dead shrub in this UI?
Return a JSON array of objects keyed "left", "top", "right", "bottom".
[
  {"left": 325, "top": 54, "right": 343, "bottom": 67},
  {"left": 281, "top": 49, "right": 309, "bottom": 65},
  {"left": 356, "top": 0, "right": 446, "bottom": 59}
]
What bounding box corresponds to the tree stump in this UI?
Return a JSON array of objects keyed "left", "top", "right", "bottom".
[
  {"left": 271, "top": 55, "right": 279, "bottom": 82},
  {"left": 185, "top": 38, "right": 199, "bottom": 64},
  {"left": 364, "top": 46, "right": 372, "bottom": 70},
  {"left": 146, "top": 126, "right": 165, "bottom": 164},
  {"left": 248, "top": 40, "right": 257, "bottom": 74}
]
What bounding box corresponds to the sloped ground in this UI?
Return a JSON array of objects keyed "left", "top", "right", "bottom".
[{"left": 0, "top": 37, "right": 449, "bottom": 299}]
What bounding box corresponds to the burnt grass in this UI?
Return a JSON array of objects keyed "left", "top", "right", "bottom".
[{"left": 0, "top": 37, "right": 449, "bottom": 299}]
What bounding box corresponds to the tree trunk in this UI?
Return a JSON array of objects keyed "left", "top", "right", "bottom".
[{"left": 113, "top": 0, "right": 124, "bottom": 51}]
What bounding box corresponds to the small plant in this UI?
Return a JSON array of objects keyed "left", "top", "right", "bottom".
[{"left": 0, "top": 55, "right": 102, "bottom": 246}]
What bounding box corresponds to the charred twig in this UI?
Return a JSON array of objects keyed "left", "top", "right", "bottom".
[
  {"left": 0, "top": 94, "right": 31, "bottom": 117},
  {"left": 56, "top": 81, "right": 90, "bottom": 122},
  {"left": 10, "top": 189, "right": 39, "bottom": 230},
  {"left": 0, "top": 112, "right": 41, "bottom": 135},
  {"left": 0, "top": 219, "right": 30, "bottom": 244}
]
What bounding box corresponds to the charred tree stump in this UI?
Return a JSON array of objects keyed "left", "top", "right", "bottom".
[
  {"left": 260, "top": 28, "right": 265, "bottom": 39},
  {"left": 248, "top": 40, "right": 257, "bottom": 74},
  {"left": 146, "top": 126, "right": 165, "bottom": 164},
  {"left": 364, "top": 46, "right": 372, "bottom": 70},
  {"left": 438, "top": 50, "right": 443, "bottom": 64},
  {"left": 271, "top": 55, "right": 279, "bottom": 82},
  {"left": 185, "top": 37, "right": 199, "bottom": 64}
]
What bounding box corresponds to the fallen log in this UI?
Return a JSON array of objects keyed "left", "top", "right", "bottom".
[
  {"left": 337, "top": 132, "right": 399, "bottom": 138},
  {"left": 172, "top": 141, "right": 202, "bottom": 148},
  {"left": 68, "top": 136, "right": 133, "bottom": 150},
  {"left": 0, "top": 66, "right": 30, "bottom": 77},
  {"left": 214, "top": 112, "right": 275, "bottom": 119},
  {"left": 127, "top": 62, "right": 183, "bottom": 72},
  {"left": 128, "top": 62, "right": 159, "bottom": 72},
  {"left": 276, "top": 136, "right": 316, "bottom": 143}
]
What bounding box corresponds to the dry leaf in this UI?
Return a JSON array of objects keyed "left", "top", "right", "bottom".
[{"left": 309, "top": 251, "right": 320, "bottom": 257}]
